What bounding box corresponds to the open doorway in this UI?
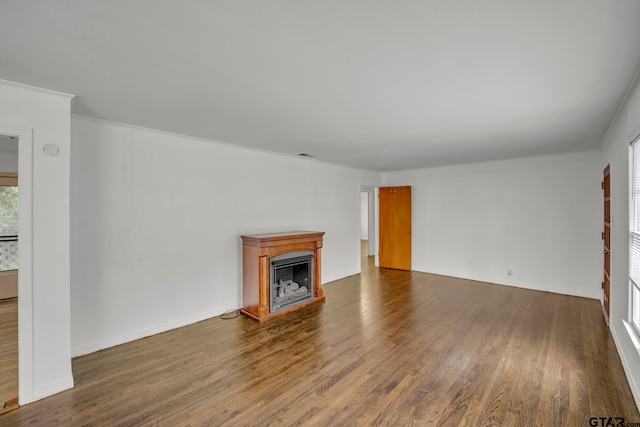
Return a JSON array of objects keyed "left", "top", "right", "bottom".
[
  {"left": 360, "top": 191, "right": 369, "bottom": 265},
  {"left": 360, "top": 186, "right": 376, "bottom": 271},
  {"left": 0, "top": 134, "right": 18, "bottom": 413}
]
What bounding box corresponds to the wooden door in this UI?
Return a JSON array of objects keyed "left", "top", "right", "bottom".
[
  {"left": 603, "top": 165, "right": 610, "bottom": 322},
  {"left": 379, "top": 186, "right": 411, "bottom": 270}
]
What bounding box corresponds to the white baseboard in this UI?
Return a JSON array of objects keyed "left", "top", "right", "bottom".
[
  {"left": 32, "top": 376, "right": 75, "bottom": 402},
  {"left": 412, "top": 265, "right": 601, "bottom": 300},
  {"left": 613, "top": 321, "right": 640, "bottom": 411},
  {"left": 71, "top": 304, "right": 240, "bottom": 357},
  {"left": 323, "top": 269, "right": 360, "bottom": 285}
]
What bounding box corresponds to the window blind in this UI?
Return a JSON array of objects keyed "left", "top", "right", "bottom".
[{"left": 630, "top": 139, "right": 640, "bottom": 336}]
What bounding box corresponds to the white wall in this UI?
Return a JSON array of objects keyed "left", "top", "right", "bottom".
[
  {"left": 0, "top": 150, "right": 18, "bottom": 172},
  {"left": 600, "top": 72, "right": 640, "bottom": 409},
  {"left": 383, "top": 150, "right": 602, "bottom": 299},
  {"left": 0, "top": 80, "right": 74, "bottom": 403},
  {"left": 70, "top": 116, "right": 380, "bottom": 356},
  {"left": 360, "top": 192, "right": 368, "bottom": 240}
]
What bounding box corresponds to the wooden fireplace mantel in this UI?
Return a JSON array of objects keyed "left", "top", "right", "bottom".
[{"left": 240, "top": 231, "right": 325, "bottom": 322}]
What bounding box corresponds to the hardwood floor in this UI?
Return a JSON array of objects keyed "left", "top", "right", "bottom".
[
  {"left": 1, "top": 245, "right": 638, "bottom": 426},
  {"left": 0, "top": 299, "right": 18, "bottom": 415}
]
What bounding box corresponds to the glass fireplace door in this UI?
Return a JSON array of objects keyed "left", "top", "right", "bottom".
[{"left": 270, "top": 252, "right": 313, "bottom": 312}]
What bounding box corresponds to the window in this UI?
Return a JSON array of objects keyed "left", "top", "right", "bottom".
[
  {"left": 0, "top": 172, "right": 18, "bottom": 301},
  {"left": 629, "top": 138, "right": 640, "bottom": 337}
]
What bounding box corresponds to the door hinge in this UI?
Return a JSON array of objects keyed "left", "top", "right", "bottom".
[
  {"left": 602, "top": 281, "right": 605, "bottom": 289},
  {"left": 601, "top": 181, "right": 604, "bottom": 190},
  {"left": 602, "top": 231, "right": 605, "bottom": 240}
]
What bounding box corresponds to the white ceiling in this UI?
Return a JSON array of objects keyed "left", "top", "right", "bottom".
[{"left": 1, "top": 1, "right": 639, "bottom": 171}]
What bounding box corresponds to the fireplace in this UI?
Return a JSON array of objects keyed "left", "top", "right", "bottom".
[
  {"left": 270, "top": 251, "right": 313, "bottom": 313},
  {"left": 240, "top": 231, "right": 325, "bottom": 322}
]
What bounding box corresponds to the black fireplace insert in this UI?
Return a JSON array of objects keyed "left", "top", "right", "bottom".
[{"left": 270, "top": 251, "right": 314, "bottom": 312}]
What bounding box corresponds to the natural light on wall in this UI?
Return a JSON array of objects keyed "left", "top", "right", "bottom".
[{"left": 0, "top": 185, "right": 18, "bottom": 271}]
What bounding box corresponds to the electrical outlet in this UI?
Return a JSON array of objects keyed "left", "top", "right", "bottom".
[{"left": 507, "top": 269, "right": 512, "bottom": 276}]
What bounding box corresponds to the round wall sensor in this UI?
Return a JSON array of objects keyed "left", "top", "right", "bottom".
[{"left": 43, "top": 144, "right": 60, "bottom": 156}]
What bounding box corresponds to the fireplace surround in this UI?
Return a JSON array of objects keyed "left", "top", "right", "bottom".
[{"left": 240, "top": 231, "right": 325, "bottom": 322}]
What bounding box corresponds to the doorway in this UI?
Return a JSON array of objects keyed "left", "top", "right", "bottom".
[
  {"left": 0, "top": 135, "right": 18, "bottom": 413},
  {"left": 360, "top": 187, "right": 376, "bottom": 270},
  {"left": 360, "top": 191, "right": 369, "bottom": 262}
]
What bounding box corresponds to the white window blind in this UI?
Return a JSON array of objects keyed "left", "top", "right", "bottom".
[{"left": 629, "top": 139, "right": 640, "bottom": 337}]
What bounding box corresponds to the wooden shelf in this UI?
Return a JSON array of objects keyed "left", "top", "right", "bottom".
[{"left": 240, "top": 231, "right": 325, "bottom": 323}]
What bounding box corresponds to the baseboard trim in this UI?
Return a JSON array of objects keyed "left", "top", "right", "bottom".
[
  {"left": 412, "top": 266, "right": 601, "bottom": 300},
  {"left": 32, "top": 376, "right": 74, "bottom": 402},
  {"left": 323, "top": 269, "right": 360, "bottom": 285},
  {"left": 71, "top": 304, "right": 240, "bottom": 357},
  {"left": 611, "top": 321, "right": 640, "bottom": 412}
]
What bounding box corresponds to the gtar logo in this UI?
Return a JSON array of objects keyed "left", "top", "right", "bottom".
[{"left": 588, "top": 417, "right": 625, "bottom": 427}]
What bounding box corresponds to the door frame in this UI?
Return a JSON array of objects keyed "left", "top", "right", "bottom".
[
  {"left": 0, "top": 124, "right": 35, "bottom": 404},
  {"left": 358, "top": 185, "right": 378, "bottom": 271},
  {"left": 603, "top": 164, "right": 610, "bottom": 325}
]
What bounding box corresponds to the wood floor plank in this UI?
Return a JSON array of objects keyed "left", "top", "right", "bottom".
[
  {"left": 0, "top": 299, "right": 18, "bottom": 415},
  {"left": 0, "top": 244, "right": 638, "bottom": 425}
]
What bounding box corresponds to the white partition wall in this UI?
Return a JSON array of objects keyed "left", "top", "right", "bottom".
[{"left": 0, "top": 80, "right": 74, "bottom": 403}]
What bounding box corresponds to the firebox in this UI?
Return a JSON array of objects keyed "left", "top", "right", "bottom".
[{"left": 270, "top": 251, "right": 314, "bottom": 313}]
